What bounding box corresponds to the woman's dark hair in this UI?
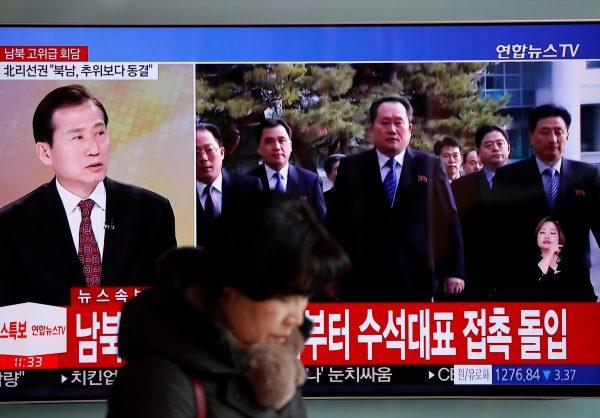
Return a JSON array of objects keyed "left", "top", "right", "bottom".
[
  {"left": 156, "top": 247, "right": 206, "bottom": 290},
  {"left": 201, "top": 192, "right": 350, "bottom": 301},
  {"left": 535, "top": 216, "right": 566, "bottom": 247}
]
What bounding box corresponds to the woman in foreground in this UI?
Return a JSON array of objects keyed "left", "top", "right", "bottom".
[{"left": 107, "top": 192, "right": 349, "bottom": 418}]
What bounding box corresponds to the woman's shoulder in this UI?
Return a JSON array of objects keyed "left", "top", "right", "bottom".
[
  {"left": 118, "top": 355, "right": 191, "bottom": 382},
  {"left": 107, "top": 355, "right": 196, "bottom": 418}
]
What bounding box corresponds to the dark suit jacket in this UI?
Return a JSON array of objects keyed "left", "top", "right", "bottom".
[
  {"left": 0, "top": 177, "right": 177, "bottom": 306},
  {"left": 520, "top": 258, "right": 596, "bottom": 301},
  {"left": 324, "top": 188, "right": 335, "bottom": 214},
  {"left": 451, "top": 170, "right": 495, "bottom": 300},
  {"left": 196, "top": 169, "right": 262, "bottom": 247},
  {"left": 249, "top": 164, "right": 326, "bottom": 221},
  {"left": 492, "top": 156, "right": 600, "bottom": 301},
  {"left": 326, "top": 148, "right": 465, "bottom": 301}
]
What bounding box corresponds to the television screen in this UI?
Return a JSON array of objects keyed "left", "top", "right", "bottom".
[{"left": 1, "top": 22, "right": 600, "bottom": 402}]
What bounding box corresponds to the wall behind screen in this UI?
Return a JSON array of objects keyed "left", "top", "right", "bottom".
[
  {"left": 1, "top": 0, "right": 599, "bottom": 417},
  {"left": 1, "top": 0, "right": 600, "bottom": 24}
]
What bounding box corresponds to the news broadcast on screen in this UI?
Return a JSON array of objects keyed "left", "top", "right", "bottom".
[{"left": 0, "top": 22, "right": 599, "bottom": 401}]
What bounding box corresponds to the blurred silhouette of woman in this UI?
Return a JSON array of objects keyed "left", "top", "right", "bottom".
[{"left": 108, "top": 192, "right": 349, "bottom": 418}]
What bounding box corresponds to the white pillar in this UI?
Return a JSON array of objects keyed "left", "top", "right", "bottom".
[
  {"left": 540, "top": 61, "right": 585, "bottom": 160},
  {"left": 593, "top": 106, "right": 600, "bottom": 151}
]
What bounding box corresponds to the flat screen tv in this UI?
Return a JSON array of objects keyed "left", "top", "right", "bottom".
[{"left": 0, "top": 22, "right": 600, "bottom": 402}]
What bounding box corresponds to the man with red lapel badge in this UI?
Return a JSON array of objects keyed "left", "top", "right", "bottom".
[
  {"left": 326, "top": 97, "right": 465, "bottom": 301},
  {"left": 492, "top": 104, "right": 599, "bottom": 301},
  {"left": 451, "top": 124, "right": 511, "bottom": 300},
  {"left": 249, "top": 118, "right": 326, "bottom": 222}
]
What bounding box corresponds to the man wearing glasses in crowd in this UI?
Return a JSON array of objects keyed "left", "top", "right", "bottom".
[{"left": 196, "top": 123, "right": 261, "bottom": 247}]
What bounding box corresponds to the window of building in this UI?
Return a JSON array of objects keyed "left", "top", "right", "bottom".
[
  {"left": 480, "top": 63, "right": 538, "bottom": 159},
  {"left": 586, "top": 61, "right": 600, "bottom": 69},
  {"left": 581, "top": 104, "right": 600, "bottom": 152}
]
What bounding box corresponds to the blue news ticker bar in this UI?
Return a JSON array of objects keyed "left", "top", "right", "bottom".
[
  {"left": 0, "top": 24, "right": 599, "bottom": 62},
  {"left": 492, "top": 366, "right": 600, "bottom": 385}
]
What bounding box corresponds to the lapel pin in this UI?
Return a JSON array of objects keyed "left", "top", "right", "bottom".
[
  {"left": 575, "top": 189, "right": 586, "bottom": 197},
  {"left": 418, "top": 175, "right": 428, "bottom": 183}
]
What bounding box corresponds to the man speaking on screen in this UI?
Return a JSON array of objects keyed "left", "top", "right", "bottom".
[{"left": 0, "top": 84, "right": 177, "bottom": 306}]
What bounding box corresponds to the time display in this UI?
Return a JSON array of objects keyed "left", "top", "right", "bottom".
[{"left": 13, "top": 356, "right": 43, "bottom": 369}]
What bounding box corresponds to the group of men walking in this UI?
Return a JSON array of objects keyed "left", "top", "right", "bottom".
[{"left": 197, "top": 97, "right": 600, "bottom": 302}]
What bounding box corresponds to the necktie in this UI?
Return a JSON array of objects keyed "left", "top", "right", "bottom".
[
  {"left": 543, "top": 167, "right": 558, "bottom": 212},
  {"left": 78, "top": 199, "right": 101, "bottom": 286},
  {"left": 203, "top": 185, "right": 217, "bottom": 219},
  {"left": 383, "top": 158, "right": 398, "bottom": 206},
  {"left": 273, "top": 172, "right": 285, "bottom": 193}
]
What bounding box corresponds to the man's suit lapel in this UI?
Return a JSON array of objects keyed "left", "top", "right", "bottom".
[
  {"left": 256, "top": 166, "right": 270, "bottom": 191},
  {"left": 476, "top": 170, "right": 489, "bottom": 192},
  {"left": 196, "top": 188, "right": 208, "bottom": 224},
  {"left": 476, "top": 170, "right": 491, "bottom": 203},
  {"left": 196, "top": 185, "right": 211, "bottom": 247},
  {"left": 40, "top": 179, "right": 86, "bottom": 287},
  {"left": 395, "top": 148, "right": 415, "bottom": 208},
  {"left": 102, "top": 178, "right": 132, "bottom": 285},
  {"left": 196, "top": 188, "right": 204, "bottom": 217},
  {"left": 525, "top": 156, "right": 550, "bottom": 213},
  {"left": 367, "top": 149, "right": 390, "bottom": 209},
  {"left": 221, "top": 170, "right": 231, "bottom": 214},
  {"left": 286, "top": 165, "right": 301, "bottom": 198},
  {"left": 457, "top": 172, "right": 482, "bottom": 214},
  {"left": 555, "top": 158, "right": 572, "bottom": 215}
]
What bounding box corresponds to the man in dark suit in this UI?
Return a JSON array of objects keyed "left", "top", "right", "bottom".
[
  {"left": 0, "top": 84, "right": 177, "bottom": 306},
  {"left": 493, "top": 104, "right": 599, "bottom": 301},
  {"left": 195, "top": 123, "right": 261, "bottom": 247},
  {"left": 249, "top": 118, "right": 326, "bottom": 221},
  {"left": 326, "top": 97, "right": 465, "bottom": 301},
  {"left": 451, "top": 125, "right": 511, "bottom": 300}
]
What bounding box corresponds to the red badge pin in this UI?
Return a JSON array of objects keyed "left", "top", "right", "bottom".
[
  {"left": 418, "top": 175, "right": 428, "bottom": 183},
  {"left": 575, "top": 189, "right": 586, "bottom": 197}
]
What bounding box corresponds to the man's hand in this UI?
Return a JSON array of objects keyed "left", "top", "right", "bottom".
[{"left": 444, "top": 277, "right": 465, "bottom": 294}]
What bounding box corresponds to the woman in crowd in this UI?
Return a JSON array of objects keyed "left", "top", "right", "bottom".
[
  {"left": 107, "top": 192, "right": 349, "bottom": 418},
  {"left": 532, "top": 217, "right": 596, "bottom": 301}
]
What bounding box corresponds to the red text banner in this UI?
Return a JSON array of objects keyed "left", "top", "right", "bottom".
[
  {"left": 301, "top": 303, "right": 600, "bottom": 365},
  {"left": 0, "top": 46, "right": 88, "bottom": 61},
  {"left": 1, "top": 294, "right": 600, "bottom": 370},
  {"left": 61, "top": 287, "right": 145, "bottom": 369}
]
